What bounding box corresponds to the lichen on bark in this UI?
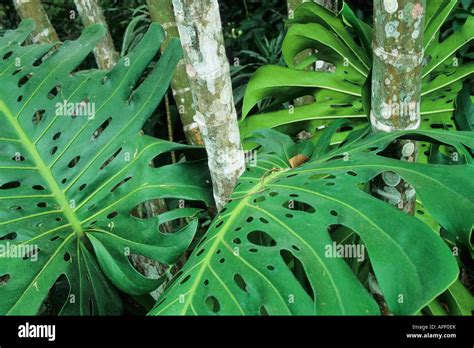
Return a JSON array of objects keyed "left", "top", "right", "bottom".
[
  {"left": 173, "top": 0, "right": 245, "bottom": 210},
  {"left": 147, "top": 0, "right": 203, "bottom": 146},
  {"left": 371, "top": 0, "right": 426, "bottom": 214},
  {"left": 74, "top": 0, "right": 119, "bottom": 70},
  {"left": 13, "top": 0, "right": 59, "bottom": 44}
]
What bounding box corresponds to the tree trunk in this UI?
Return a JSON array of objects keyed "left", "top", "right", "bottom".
[
  {"left": 13, "top": 0, "right": 59, "bottom": 44},
  {"left": 147, "top": 0, "right": 203, "bottom": 146},
  {"left": 74, "top": 0, "right": 119, "bottom": 70},
  {"left": 370, "top": 0, "right": 426, "bottom": 214},
  {"left": 287, "top": 0, "right": 338, "bottom": 106},
  {"left": 172, "top": 0, "right": 245, "bottom": 211}
]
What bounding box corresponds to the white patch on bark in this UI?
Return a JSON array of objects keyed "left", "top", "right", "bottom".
[{"left": 383, "top": 0, "right": 398, "bottom": 14}]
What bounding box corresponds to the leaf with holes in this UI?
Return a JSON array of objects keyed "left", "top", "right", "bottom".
[
  {"left": 0, "top": 21, "right": 212, "bottom": 315},
  {"left": 149, "top": 128, "right": 474, "bottom": 315},
  {"left": 241, "top": 1, "right": 474, "bottom": 148}
]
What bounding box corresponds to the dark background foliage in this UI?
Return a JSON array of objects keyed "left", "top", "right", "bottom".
[{"left": 1, "top": 0, "right": 471, "bottom": 132}]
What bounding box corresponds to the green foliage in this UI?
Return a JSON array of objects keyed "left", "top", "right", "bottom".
[
  {"left": 222, "top": 0, "right": 287, "bottom": 112},
  {"left": 242, "top": 1, "right": 474, "bottom": 148},
  {"left": 0, "top": 21, "right": 211, "bottom": 315},
  {"left": 150, "top": 127, "right": 474, "bottom": 315},
  {"left": 425, "top": 279, "right": 474, "bottom": 315}
]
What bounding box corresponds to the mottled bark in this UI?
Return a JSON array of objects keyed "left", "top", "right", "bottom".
[
  {"left": 173, "top": 0, "right": 245, "bottom": 210},
  {"left": 147, "top": 0, "right": 203, "bottom": 146},
  {"left": 370, "top": 0, "right": 426, "bottom": 214},
  {"left": 13, "top": 0, "right": 59, "bottom": 44},
  {"left": 287, "top": 0, "right": 337, "bottom": 106},
  {"left": 74, "top": 0, "right": 119, "bottom": 70}
]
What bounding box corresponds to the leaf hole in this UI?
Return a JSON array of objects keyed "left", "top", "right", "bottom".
[
  {"left": 110, "top": 176, "right": 132, "bottom": 193},
  {"left": 18, "top": 73, "right": 32, "bottom": 87},
  {"left": 0, "top": 274, "right": 11, "bottom": 287},
  {"left": 0, "top": 232, "right": 17, "bottom": 240},
  {"left": 0, "top": 181, "right": 20, "bottom": 190},
  {"left": 280, "top": 249, "right": 314, "bottom": 301},
  {"left": 91, "top": 117, "right": 112, "bottom": 141},
  {"left": 22, "top": 246, "right": 40, "bottom": 261},
  {"left": 47, "top": 85, "right": 61, "bottom": 100},
  {"left": 247, "top": 230, "right": 277, "bottom": 247},
  {"left": 253, "top": 196, "right": 266, "bottom": 203},
  {"left": 32, "top": 110, "right": 45, "bottom": 125},
  {"left": 68, "top": 156, "right": 81, "bottom": 168},
  {"left": 2, "top": 51, "right": 12, "bottom": 60},
  {"left": 100, "top": 148, "right": 122, "bottom": 170},
  {"left": 107, "top": 211, "right": 118, "bottom": 219},
  {"left": 205, "top": 296, "right": 220, "bottom": 313},
  {"left": 282, "top": 200, "right": 315, "bottom": 213},
  {"left": 11, "top": 154, "right": 25, "bottom": 162},
  {"left": 180, "top": 274, "right": 191, "bottom": 285},
  {"left": 234, "top": 273, "right": 248, "bottom": 293}
]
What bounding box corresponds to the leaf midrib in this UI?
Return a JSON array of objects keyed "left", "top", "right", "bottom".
[
  {"left": 0, "top": 101, "right": 84, "bottom": 236},
  {"left": 178, "top": 169, "right": 285, "bottom": 315}
]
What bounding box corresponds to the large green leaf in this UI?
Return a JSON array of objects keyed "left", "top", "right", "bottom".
[
  {"left": 425, "top": 279, "right": 474, "bottom": 316},
  {"left": 150, "top": 128, "right": 473, "bottom": 315},
  {"left": 241, "top": 1, "right": 474, "bottom": 145},
  {"left": 0, "top": 21, "right": 212, "bottom": 315}
]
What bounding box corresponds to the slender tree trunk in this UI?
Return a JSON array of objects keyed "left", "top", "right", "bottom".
[
  {"left": 172, "top": 0, "right": 245, "bottom": 211},
  {"left": 287, "top": 0, "right": 337, "bottom": 106},
  {"left": 74, "top": 0, "right": 119, "bottom": 69},
  {"left": 370, "top": 0, "right": 426, "bottom": 214},
  {"left": 13, "top": 0, "right": 59, "bottom": 44},
  {"left": 147, "top": 0, "right": 203, "bottom": 146}
]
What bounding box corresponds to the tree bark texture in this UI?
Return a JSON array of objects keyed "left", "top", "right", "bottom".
[
  {"left": 370, "top": 0, "right": 426, "bottom": 214},
  {"left": 74, "top": 0, "right": 119, "bottom": 70},
  {"left": 147, "top": 0, "right": 203, "bottom": 146},
  {"left": 13, "top": 0, "right": 59, "bottom": 44},
  {"left": 172, "top": 0, "right": 245, "bottom": 211}
]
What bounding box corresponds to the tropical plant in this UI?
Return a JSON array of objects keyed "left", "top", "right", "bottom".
[
  {"left": 241, "top": 0, "right": 474, "bottom": 148},
  {"left": 0, "top": 20, "right": 211, "bottom": 315},
  {"left": 231, "top": 31, "right": 286, "bottom": 111},
  {"left": 149, "top": 126, "right": 473, "bottom": 315}
]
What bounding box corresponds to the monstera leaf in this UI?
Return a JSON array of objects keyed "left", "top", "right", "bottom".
[
  {"left": 0, "top": 21, "right": 212, "bottom": 315},
  {"left": 425, "top": 279, "right": 474, "bottom": 315},
  {"left": 241, "top": 0, "right": 474, "bottom": 147},
  {"left": 149, "top": 127, "right": 474, "bottom": 315}
]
